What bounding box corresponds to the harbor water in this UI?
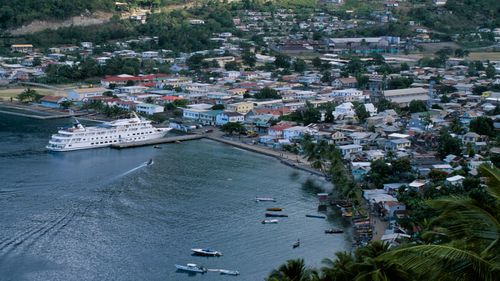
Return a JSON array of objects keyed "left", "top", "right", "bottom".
[{"left": 0, "top": 114, "right": 350, "bottom": 281}]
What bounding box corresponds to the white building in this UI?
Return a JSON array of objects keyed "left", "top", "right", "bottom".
[
  {"left": 364, "top": 103, "right": 377, "bottom": 116},
  {"left": 446, "top": 175, "right": 465, "bottom": 186},
  {"left": 329, "top": 88, "right": 363, "bottom": 102},
  {"left": 136, "top": 103, "right": 164, "bottom": 115},
  {"left": 332, "top": 102, "right": 356, "bottom": 120},
  {"left": 338, "top": 144, "right": 362, "bottom": 157},
  {"left": 183, "top": 108, "right": 208, "bottom": 121},
  {"left": 142, "top": 51, "right": 159, "bottom": 58},
  {"left": 117, "top": 86, "right": 148, "bottom": 95},
  {"left": 216, "top": 111, "right": 245, "bottom": 125},
  {"left": 283, "top": 126, "right": 314, "bottom": 141},
  {"left": 383, "top": 87, "right": 429, "bottom": 107},
  {"left": 66, "top": 87, "right": 107, "bottom": 101}
]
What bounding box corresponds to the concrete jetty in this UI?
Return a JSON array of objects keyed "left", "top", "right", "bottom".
[
  {"left": 110, "top": 134, "right": 203, "bottom": 149},
  {"left": 0, "top": 109, "right": 79, "bottom": 119}
]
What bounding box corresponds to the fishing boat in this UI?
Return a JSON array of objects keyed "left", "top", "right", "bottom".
[
  {"left": 305, "top": 214, "right": 326, "bottom": 219},
  {"left": 191, "top": 248, "right": 223, "bottom": 257},
  {"left": 220, "top": 269, "right": 240, "bottom": 276},
  {"left": 325, "top": 228, "right": 344, "bottom": 234},
  {"left": 265, "top": 213, "right": 288, "bottom": 217},
  {"left": 292, "top": 239, "right": 300, "bottom": 248},
  {"left": 262, "top": 219, "right": 279, "bottom": 224},
  {"left": 255, "top": 197, "right": 276, "bottom": 202},
  {"left": 175, "top": 263, "right": 207, "bottom": 273},
  {"left": 266, "top": 207, "right": 283, "bottom": 211}
]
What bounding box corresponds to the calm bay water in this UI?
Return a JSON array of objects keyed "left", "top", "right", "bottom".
[{"left": 0, "top": 113, "right": 350, "bottom": 281}]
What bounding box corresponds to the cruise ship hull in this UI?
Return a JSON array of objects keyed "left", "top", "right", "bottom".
[
  {"left": 46, "top": 114, "right": 172, "bottom": 152},
  {"left": 46, "top": 130, "right": 170, "bottom": 152}
]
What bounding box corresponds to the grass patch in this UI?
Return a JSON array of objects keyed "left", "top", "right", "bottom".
[
  {"left": 0, "top": 88, "right": 63, "bottom": 100},
  {"left": 467, "top": 52, "right": 500, "bottom": 61}
]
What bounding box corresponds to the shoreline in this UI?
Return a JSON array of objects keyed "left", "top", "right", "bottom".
[{"left": 204, "top": 135, "right": 326, "bottom": 178}]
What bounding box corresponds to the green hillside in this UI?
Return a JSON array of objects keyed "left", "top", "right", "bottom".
[
  {"left": 408, "top": 0, "right": 500, "bottom": 33},
  {"left": 0, "top": 0, "right": 114, "bottom": 29},
  {"left": 0, "top": 0, "right": 183, "bottom": 30}
]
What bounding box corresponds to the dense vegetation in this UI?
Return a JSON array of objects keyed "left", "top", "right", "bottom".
[
  {"left": 0, "top": 0, "right": 114, "bottom": 29},
  {"left": 19, "top": 2, "right": 235, "bottom": 53},
  {"left": 267, "top": 165, "right": 500, "bottom": 281},
  {"left": 0, "top": 0, "right": 184, "bottom": 29},
  {"left": 408, "top": 0, "right": 500, "bottom": 33}
]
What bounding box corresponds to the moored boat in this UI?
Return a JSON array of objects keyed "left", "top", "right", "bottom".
[
  {"left": 191, "top": 248, "right": 223, "bottom": 256},
  {"left": 306, "top": 214, "right": 326, "bottom": 219},
  {"left": 175, "top": 263, "right": 207, "bottom": 273},
  {"left": 266, "top": 207, "right": 283, "bottom": 211},
  {"left": 265, "top": 213, "right": 288, "bottom": 217},
  {"left": 325, "top": 228, "right": 344, "bottom": 234},
  {"left": 255, "top": 197, "right": 276, "bottom": 202},
  {"left": 262, "top": 219, "right": 279, "bottom": 224}
]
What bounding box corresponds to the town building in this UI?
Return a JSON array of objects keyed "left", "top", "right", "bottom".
[{"left": 382, "top": 87, "right": 429, "bottom": 107}]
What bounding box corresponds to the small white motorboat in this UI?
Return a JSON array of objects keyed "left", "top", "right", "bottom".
[
  {"left": 255, "top": 197, "right": 276, "bottom": 202},
  {"left": 262, "top": 219, "right": 279, "bottom": 224},
  {"left": 175, "top": 263, "right": 207, "bottom": 273},
  {"left": 191, "top": 248, "right": 223, "bottom": 256},
  {"left": 292, "top": 239, "right": 300, "bottom": 248},
  {"left": 146, "top": 158, "right": 154, "bottom": 166},
  {"left": 220, "top": 269, "right": 240, "bottom": 276}
]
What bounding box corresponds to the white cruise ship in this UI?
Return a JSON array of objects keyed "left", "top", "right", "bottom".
[{"left": 46, "top": 113, "right": 171, "bottom": 152}]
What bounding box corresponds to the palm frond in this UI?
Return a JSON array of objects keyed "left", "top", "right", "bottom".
[
  {"left": 379, "top": 244, "right": 498, "bottom": 281},
  {"left": 479, "top": 164, "right": 500, "bottom": 199}
]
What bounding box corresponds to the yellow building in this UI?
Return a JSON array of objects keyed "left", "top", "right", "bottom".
[
  {"left": 11, "top": 44, "right": 33, "bottom": 53},
  {"left": 226, "top": 102, "right": 254, "bottom": 114}
]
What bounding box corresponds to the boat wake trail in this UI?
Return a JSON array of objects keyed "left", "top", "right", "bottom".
[
  {"left": 0, "top": 209, "right": 76, "bottom": 256},
  {"left": 113, "top": 162, "right": 149, "bottom": 180}
]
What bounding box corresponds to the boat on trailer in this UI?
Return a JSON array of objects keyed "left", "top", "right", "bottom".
[
  {"left": 306, "top": 214, "right": 326, "bottom": 219},
  {"left": 191, "top": 248, "right": 223, "bottom": 256},
  {"left": 325, "top": 228, "right": 344, "bottom": 234},
  {"left": 256, "top": 197, "right": 276, "bottom": 202},
  {"left": 265, "top": 213, "right": 288, "bottom": 217},
  {"left": 175, "top": 263, "right": 207, "bottom": 273}
]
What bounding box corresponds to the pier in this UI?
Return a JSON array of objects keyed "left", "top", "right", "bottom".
[
  {"left": 0, "top": 109, "right": 81, "bottom": 119},
  {"left": 110, "top": 134, "right": 203, "bottom": 148}
]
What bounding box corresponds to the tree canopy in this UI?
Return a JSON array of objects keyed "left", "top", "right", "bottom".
[{"left": 254, "top": 87, "right": 281, "bottom": 99}]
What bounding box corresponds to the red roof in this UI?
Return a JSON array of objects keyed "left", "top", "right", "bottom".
[
  {"left": 40, "top": 95, "right": 63, "bottom": 102},
  {"left": 270, "top": 124, "right": 293, "bottom": 131},
  {"left": 161, "top": 96, "right": 183, "bottom": 101},
  {"left": 254, "top": 108, "right": 291, "bottom": 116}
]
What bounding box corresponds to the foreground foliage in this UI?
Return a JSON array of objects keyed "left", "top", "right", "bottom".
[{"left": 268, "top": 165, "right": 500, "bottom": 280}]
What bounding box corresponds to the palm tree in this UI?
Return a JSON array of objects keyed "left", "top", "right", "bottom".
[
  {"left": 320, "top": 251, "right": 356, "bottom": 281},
  {"left": 354, "top": 241, "right": 391, "bottom": 261},
  {"left": 267, "top": 259, "right": 315, "bottom": 281},
  {"left": 352, "top": 257, "right": 414, "bottom": 281},
  {"left": 378, "top": 164, "right": 500, "bottom": 280}
]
